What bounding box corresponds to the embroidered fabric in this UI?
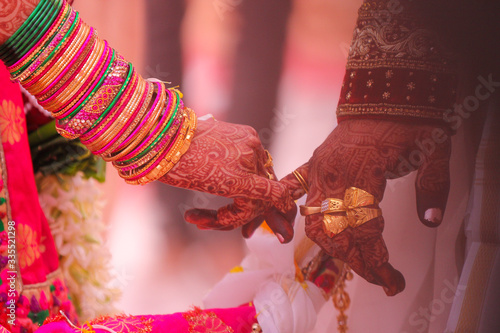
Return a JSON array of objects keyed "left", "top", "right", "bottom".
[{"left": 337, "top": 0, "right": 457, "bottom": 124}]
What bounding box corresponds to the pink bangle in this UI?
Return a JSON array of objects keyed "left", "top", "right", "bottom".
[
  {"left": 80, "top": 69, "right": 139, "bottom": 145},
  {"left": 55, "top": 56, "right": 128, "bottom": 139},
  {"left": 37, "top": 27, "right": 96, "bottom": 99},
  {"left": 51, "top": 40, "right": 110, "bottom": 118},
  {"left": 107, "top": 81, "right": 164, "bottom": 157},
  {"left": 115, "top": 114, "right": 182, "bottom": 172},
  {"left": 94, "top": 81, "right": 153, "bottom": 155},
  {"left": 87, "top": 76, "right": 147, "bottom": 152},
  {"left": 8, "top": 3, "right": 68, "bottom": 71},
  {"left": 14, "top": 10, "right": 78, "bottom": 82},
  {"left": 23, "top": 15, "right": 81, "bottom": 88},
  {"left": 117, "top": 88, "right": 175, "bottom": 161},
  {"left": 122, "top": 114, "right": 186, "bottom": 180}
]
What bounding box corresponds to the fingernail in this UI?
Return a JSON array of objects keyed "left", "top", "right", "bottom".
[
  {"left": 424, "top": 208, "right": 443, "bottom": 225},
  {"left": 276, "top": 233, "right": 285, "bottom": 243}
]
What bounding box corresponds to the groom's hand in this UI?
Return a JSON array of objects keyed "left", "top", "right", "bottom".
[
  {"left": 279, "top": 119, "right": 451, "bottom": 295},
  {"left": 160, "top": 117, "right": 296, "bottom": 243}
]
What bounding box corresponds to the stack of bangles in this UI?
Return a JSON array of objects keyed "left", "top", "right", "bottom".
[{"left": 0, "top": 0, "right": 197, "bottom": 185}]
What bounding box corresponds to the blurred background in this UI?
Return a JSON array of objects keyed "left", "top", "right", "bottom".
[{"left": 72, "top": 0, "right": 360, "bottom": 316}]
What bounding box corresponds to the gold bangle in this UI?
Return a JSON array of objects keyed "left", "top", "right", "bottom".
[
  {"left": 14, "top": 8, "right": 78, "bottom": 82},
  {"left": 33, "top": 27, "right": 96, "bottom": 96},
  {"left": 80, "top": 69, "right": 139, "bottom": 144},
  {"left": 117, "top": 108, "right": 189, "bottom": 180},
  {"left": 55, "top": 56, "right": 129, "bottom": 139},
  {"left": 106, "top": 82, "right": 167, "bottom": 161},
  {"left": 19, "top": 15, "right": 83, "bottom": 84},
  {"left": 113, "top": 110, "right": 182, "bottom": 170},
  {"left": 124, "top": 107, "right": 197, "bottom": 185},
  {"left": 50, "top": 38, "right": 107, "bottom": 116},
  {"left": 100, "top": 80, "right": 155, "bottom": 157},
  {"left": 87, "top": 76, "right": 146, "bottom": 152},
  {"left": 45, "top": 27, "right": 103, "bottom": 112},
  {"left": 35, "top": 33, "right": 97, "bottom": 101},
  {"left": 38, "top": 31, "right": 97, "bottom": 101},
  {"left": 9, "top": 4, "right": 71, "bottom": 74},
  {"left": 33, "top": 23, "right": 93, "bottom": 108},
  {"left": 113, "top": 89, "right": 179, "bottom": 164}
]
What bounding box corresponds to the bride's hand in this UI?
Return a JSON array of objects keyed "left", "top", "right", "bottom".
[{"left": 160, "top": 117, "right": 296, "bottom": 243}]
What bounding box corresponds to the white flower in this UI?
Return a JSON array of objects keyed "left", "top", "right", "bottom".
[{"left": 37, "top": 172, "right": 121, "bottom": 321}]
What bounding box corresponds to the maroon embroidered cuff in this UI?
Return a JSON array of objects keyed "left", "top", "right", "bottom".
[{"left": 337, "top": 0, "right": 457, "bottom": 125}]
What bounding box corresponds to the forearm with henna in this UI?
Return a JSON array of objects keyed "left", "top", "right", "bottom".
[
  {"left": 0, "top": 0, "right": 39, "bottom": 45},
  {"left": 161, "top": 119, "right": 295, "bottom": 238}
]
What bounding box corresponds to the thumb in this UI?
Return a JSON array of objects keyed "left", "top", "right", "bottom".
[
  {"left": 415, "top": 135, "right": 451, "bottom": 227},
  {"left": 280, "top": 163, "right": 310, "bottom": 200}
]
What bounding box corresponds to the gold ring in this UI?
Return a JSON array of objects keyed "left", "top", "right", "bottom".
[
  {"left": 299, "top": 187, "right": 382, "bottom": 237},
  {"left": 292, "top": 170, "right": 309, "bottom": 194},
  {"left": 299, "top": 205, "right": 321, "bottom": 216},
  {"left": 264, "top": 149, "right": 273, "bottom": 168},
  {"left": 263, "top": 150, "right": 275, "bottom": 180}
]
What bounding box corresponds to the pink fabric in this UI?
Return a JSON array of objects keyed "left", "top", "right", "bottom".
[
  {"left": 0, "top": 62, "right": 60, "bottom": 285},
  {"left": 36, "top": 306, "right": 257, "bottom": 333},
  {"left": 0, "top": 62, "right": 77, "bottom": 332}
]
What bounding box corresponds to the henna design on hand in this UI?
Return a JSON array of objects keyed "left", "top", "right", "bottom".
[
  {"left": 0, "top": 0, "right": 39, "bottom": 45},
  {"left": 282, "top": 119, "right": 451, "bottom": 295},
  {"left": 160, "top": 118, "right": 296, "bottom": 243}
]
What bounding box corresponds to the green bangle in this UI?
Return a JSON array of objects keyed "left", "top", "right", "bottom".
[
  {"left": 121, "top": 92, "right": 181, "bottom": 164},
  {"left": 11, "top": 6, "right": 71, "bottom": 76},
  {"left": 5, "top": 0, "right": 62, "bottom": 65},
  {"left": 23, "top": 11, "right": 79, "bottom": 83},
  {"left": 9, "top": 0, "right": 62, "bottom": 63},
  {"left": 0, "top": 0, "right": 51, "bottom": 57},
  {"left": 85, "top": 63, "right": 134, "bottom": 133},
  {"left": 62, "top": 49, "right": 117, "bottom": 121}
]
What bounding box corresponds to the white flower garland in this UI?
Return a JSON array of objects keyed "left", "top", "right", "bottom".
[{"left": 36, "top": 172, "right": 121, "bottom": 321}]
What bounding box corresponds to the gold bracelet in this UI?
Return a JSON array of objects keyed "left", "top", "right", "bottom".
[
  {"left": 33, "top": 22, "right": 93, "bottom": 107},
  {"left": 14, "top": 9, "right": 79, "bottom": 82},
  {"left": 113, "top": 110, "right": 182, "bottom": 170},
  {"left": 80, "top": 69, "right": 139, "bottom": 144},
  {"left": 106, "top": 82, "right": 167, "bottom": 161},
  {"left": 100, "top": 80, "right": 155, "bottom": 157},
  {"left": 9, "top": 4, "right": 71, "bottom": 74},
  {"left": 116, "top": 108, "right": 189, "bottom": 179},
  {"left": 35, "top": 31, "right": 97, "bottom": 100},
  {"left": 124, "top": 107, "right": 197, "bottom": 185},
  {"left": 18, "top": 15, "right": 82, "bottom": 84},
  {"left": 38, "top": 31, "right": 97, "bottom": 101},
  {"left": 113, "top": 89, "right": 179, "bottom": 164},
  {"left": 55, "top": 56, "right": 129, "bottom": 139},
  {"left": 87, "top": 76, "right": 146, "bottom": 152},
  {"left": 45, "top": 26, "right": 103, "bottom": 112},
  {"left": 47, "top": 37, "right": 105, "bottom": 117}
]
